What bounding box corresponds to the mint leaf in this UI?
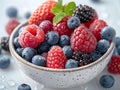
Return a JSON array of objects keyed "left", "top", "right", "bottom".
[
  {"left": 58, "top": 0, "right": 62, "bottom": 5},
  {"left": 64, "top": 2, "right": 76, "bottom": 16},
  {"left": 51, "top": 3, "right": 63, "bottom": 15},
  {"left": 53, "top": 12, "right": 66, "bottom": 24}
]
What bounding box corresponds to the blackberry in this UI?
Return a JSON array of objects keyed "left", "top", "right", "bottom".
[
  {"left": 72, "top": 51, "right": 93, "bottom": 66},
  {"left": 0, "top": 37, "right": 9, "bottom": 51},
  {"left": 73, "top": 4, "right": 95, "bottom": 23}
]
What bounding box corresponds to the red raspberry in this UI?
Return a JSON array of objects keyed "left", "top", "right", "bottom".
[
  {"left": 83, "top": 11, "right": 98, "bottom": 28},
  {"left": 53, "top": 16, "right": 73, "bottom": 37},
  {"left": 47, "top": 46, "right": 67, "bottom": 69},
  {"left": 89, "top": 19, "right": 107, "bottom": 41},
  {"left": 19, "top": 25, "right": 45, "bottom": 48},
  {"left": 5, "top": 18, "right": 20, "bottom": 35},
  {"left": 71, "top": 24, "right": 97, "bottom": 53},
  {"left": 28, "top": 0, "right": 57, "bottom": 25},
  {"left": 108, "top": 55, "right": 120, "bottom": 74},
  {"left": 39, "top": 20, "right": 53, "bottom": 34}
]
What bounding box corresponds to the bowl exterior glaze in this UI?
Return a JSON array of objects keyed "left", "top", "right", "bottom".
[{"left": 9, "top": 22, "right": 115, "bottom": 88}]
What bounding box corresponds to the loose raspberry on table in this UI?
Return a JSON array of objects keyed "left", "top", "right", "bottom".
[
  {"left": 108, "top": 55, "right": 120, "bottom": 74},
  {"left": 89, "top": 19, "right": 107, "bottom": 41},
  {"left": 18, "top": 25, "right": 45, "bottom": 48},
  {"left": 71, "top": 24, "right": 97, "bottom": 52},
  {"left": 5, "top": 18, "right": 20, "bottom": 35},
  {"left": 28, "top": 0, "right": 57, "bottom": 25},
  {"left": 47, "top": 46, "right": 67, "bottom": 69}
]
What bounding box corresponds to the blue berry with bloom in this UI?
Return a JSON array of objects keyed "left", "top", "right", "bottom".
[
  {"left": 100, "top": 75, "right": 115, "bottom": 88},
  {"left": 67, "top": 16, "right": 80, "bottom": 29}
]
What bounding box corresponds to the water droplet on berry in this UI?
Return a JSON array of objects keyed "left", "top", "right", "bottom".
[
  {"left": 7, "top": 80, "right": 16, "bottom": 87},
  {"left": 0, "top": 85, "right": 5, "bottom": 90}
]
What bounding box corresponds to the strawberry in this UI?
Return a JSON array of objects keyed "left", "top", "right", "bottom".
[
  {"left": 108, "top": 55, "right": 120, "bottom": 74},
  {"left": 71, "top": 24, "right": 97, "bottom": 53},
  {"left": 47, "top": 46, "right": 67, "bottom": 69},
  {"left": 28, "top": 0, "right": 57, "bottom": 25}
]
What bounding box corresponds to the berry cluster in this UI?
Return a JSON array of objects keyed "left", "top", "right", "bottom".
[{"left": 11, "top": 0, "right": 116, "bottom": 70}]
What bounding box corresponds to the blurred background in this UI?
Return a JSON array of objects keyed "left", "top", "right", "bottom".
[{"left": 0, "top": 0, "right": 120, "bottom": 90}]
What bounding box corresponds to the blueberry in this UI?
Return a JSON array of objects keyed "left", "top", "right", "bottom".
[
  {"left": 25, "top": 12, "right": 31, "bottom": 19},
  {"left": 117, "top": 46, "right": 120, "bottom": 55},
  {"left": 22, "top": 47, "right": 37, "bottom": 62},
  {"left": 96, "top": 39, "right": 110, "bottom": 53},
  {"left": 90, "top": 50, "right": 102, "bottom": 61},
  {"left": 37, "top": 42, "right": 50, "bottom": 54},
  {"left": 0, "top": 55, "right": 10, "bottom": 68},
  {"left": 113, "top": 47, "right": 118, "bottom": 55},
  {"left": 67, "top": 16, "right": 80, "bottom": 29},
  {"left": 32, "top": 55, "right": 46, "bottom": 67},
  {"left": 0, "top": 48, "right": 1, "bottom": 55},
  {"left": 6, "top": 6, "right": 18, "bottom": 18},
  {"left": 101, "top": 26, "right": 116, "bottom": 41},
  {"left": 100, "top": 75, "right": 115, "bottom": 88},
  {"left": 18, "top": 83, "right": 31, "bottom": 90},
  {"left": 46, "top": 31, "right": 59, "bottom": 45},
  {"left": 91, "top": 0, "right": 100, "bottom": 2},
  {"left": 65, "top": 59, "right": 78, "bottom": 69},
  {"left": 115, "top": 37, "right": 120, "bottom": 47},
  {"left": 13, "top": 37, "right": 21, "bottom": 48},
  {"left": 16, "top": 48, "right": 24, "bottom": 56},
  {"left": 59, "top": 35, "right": 70, "bottom": 47},
  {"left": 63, "top": 46, "right": 73, "bottom": 58}
]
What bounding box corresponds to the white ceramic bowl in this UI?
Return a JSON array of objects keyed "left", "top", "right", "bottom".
[{"left": 9, "top": 22, "right": 115, "bottom": 88}]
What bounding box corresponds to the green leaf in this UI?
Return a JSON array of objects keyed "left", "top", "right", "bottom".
[
  {"left": 64, "top": 2, "right": 76, "bottom": 16},
  {"left": 53, "top": 12, "right": 67, "bottom": 24},
  {"left": 58, "top": 0, "right": 62, "bottom": 5},
  {"left": 51, "top": 3, "right": 63, "bottom": 15}
]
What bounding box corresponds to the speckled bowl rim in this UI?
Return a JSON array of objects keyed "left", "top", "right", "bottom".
[{"left": 9, "top": 21, "right": 115, "bottom": 72}]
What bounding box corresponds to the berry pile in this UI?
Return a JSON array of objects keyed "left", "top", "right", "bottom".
[{"left": 12, "top": 0, "right": 116, "bottom": 70}]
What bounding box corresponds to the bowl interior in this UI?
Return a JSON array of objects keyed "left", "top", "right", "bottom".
[{"left": 9, "top": 22, "right": 115, "bottom": 72}]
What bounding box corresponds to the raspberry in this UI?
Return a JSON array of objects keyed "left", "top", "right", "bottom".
[
  {"left": 39, "top": 20, "right": 53, "bottom": 34},
  {"left": 89, "top": 19, "right": 107, "bottom": 41},
  {"left": 18, "top": 25, "right": 45, "bottom": 48},
  {"left": 108, "top": 55, "right": 120, "bottom": 74},
  {"left": 71, "top": 24, "right": 97, "bottom": 52},
  {"left": 47, "top": 46, "right": 67, "bottom": 69},
  {"left": 28, "top": 0, "right": 57, "bottom": 25},
  {"left": 5, "top": 18, "right": 20, "bottom": 35},
  {"left": 53, "top": 16, "right": 73, "bottom": 36}
]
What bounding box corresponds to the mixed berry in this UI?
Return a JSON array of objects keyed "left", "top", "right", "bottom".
[
  {"left": 1, "top": 0, "right": 120, "bottom": 89},
  {"left": 11, "top": 0, "right": 116, "bottom": 70}
]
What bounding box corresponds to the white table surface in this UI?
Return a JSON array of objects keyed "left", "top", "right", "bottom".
[{"left": 0, "top": 0, "right": 120, "bottom": 90}]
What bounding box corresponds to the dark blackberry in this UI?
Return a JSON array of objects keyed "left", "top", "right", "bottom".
[
  {"left": 0, "top": 37, "right": 9, "bottom": 51},
  {"left": 73, "top": 4, "right": 95, "bottom": 23},
  {"left": 72, "top": 51, "right": 93, "bottom": 66}
]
